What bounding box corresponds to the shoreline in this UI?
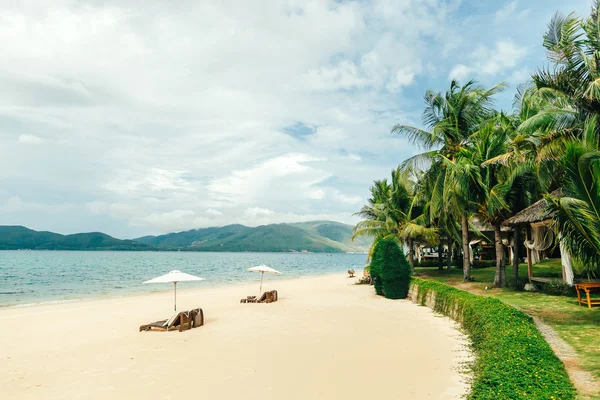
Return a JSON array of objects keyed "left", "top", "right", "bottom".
[
  {"left": 0, "top": 270, "right": 355, "bottom": 310},
  {"left": 0, "top": 273, "right": 471, "bottom": 399}
]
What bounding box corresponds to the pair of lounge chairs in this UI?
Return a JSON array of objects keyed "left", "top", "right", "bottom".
[
  {"left": 139, "top": 308, "right": 204, "bottom": 332},
  {"left": 240, "top": 290, "right": 278, "bottom": 304}
]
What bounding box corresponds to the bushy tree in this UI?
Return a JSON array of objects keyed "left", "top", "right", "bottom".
[
  {"left": 369, "top": 261, "right": 384, "bottom": 296},
  {"left": 370, "top": 238, "right": 412, "bottom": 299}
]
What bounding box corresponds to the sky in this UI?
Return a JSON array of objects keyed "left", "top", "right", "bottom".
[{"left": 0, "top": 0, "right": 591, "bottom": 238}]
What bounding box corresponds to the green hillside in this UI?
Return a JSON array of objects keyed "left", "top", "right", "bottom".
[
  {"left": 0, "top": 226, "right": 150, "bottom": 250},
  {"left": 135, "top": 221, "right": 370, "bottom": 253},
  {"left": 288, "top": 221, "right": 372, "bottom": 251},
  {"left": 0, "top": 221, "right": 370, "bottom": 252}
]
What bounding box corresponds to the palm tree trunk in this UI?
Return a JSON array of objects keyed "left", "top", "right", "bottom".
[
  {"left": 512, "top": 228, "right": 519, "bottom": 282},
  {"left": 438, "top": 242, "right": 443, "bottom": 270},
  {"left": 461, "top": 215, "right": 471, "bottom": 282},
  {"left": 408, "top": 238, "right": 415, "bottom": 274},
  {"left": 447, "top": 237, "right": 452, "bottom": 269},
  {"left": 493, "top": 223, "right": 506, "bottom": 287}
]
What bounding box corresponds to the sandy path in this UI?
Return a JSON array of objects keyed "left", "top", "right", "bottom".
[{"left": 0, "top": 274, "right": 471, "bottom": 399}]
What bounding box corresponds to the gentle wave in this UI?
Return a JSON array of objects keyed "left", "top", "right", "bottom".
[{"left": 0, "top": 251, "right": 367, "bottom": 307}]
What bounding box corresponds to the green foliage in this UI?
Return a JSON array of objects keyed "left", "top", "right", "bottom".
[
  {"left": 0, "top": 226, "right": 150, "bottom": 251},
  {"left": 368, "top": 251, "right": 384, "bottom": 296},
  {"left": 371, "top": 238, "right": 411, "bottom": 297},
  {"left": 411, "top": 278, "right": 575, "bottom": 400},
  {"left": 379, "top": 241, "right": 411, "bottom": 299},
  {"left": 135, "top": 221, "right": 369, "bottom": 253},
  {"left": 505, "top": 276, "right": 526, "bottom": 291},
  {"left": 352, "top": 167, "right": 438, "bottom": 261},
  {"left": 545, "top": 118, "right": 600, "bottom": 274},
  {"left": 538, "top": 279, "right": 577, "bottom": 297}
]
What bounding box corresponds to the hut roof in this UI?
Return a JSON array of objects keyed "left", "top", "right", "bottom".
[
  {"left": 471, "top": 217, "right": 511, "bottom": 232},
  {"left": 503, "top": 189, "right": 563, "bottom": 226}
]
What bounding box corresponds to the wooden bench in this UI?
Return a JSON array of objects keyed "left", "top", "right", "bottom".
[{"left": 575, "top": 283, "right": 600, "bottom": 309}]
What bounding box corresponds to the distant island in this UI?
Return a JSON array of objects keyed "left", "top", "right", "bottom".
[{"left": 0, "top": 221, "right": 371, "bottom": 253}]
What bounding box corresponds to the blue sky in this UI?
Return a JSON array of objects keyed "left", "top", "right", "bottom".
[{"left": 0, "top": 0, "right": 591, "bottom": 238}]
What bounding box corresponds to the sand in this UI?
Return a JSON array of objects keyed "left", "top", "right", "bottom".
[{"left": 0, "top": 274, "right": 472, "bottom": 399}]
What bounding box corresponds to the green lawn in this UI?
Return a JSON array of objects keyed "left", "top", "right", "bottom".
[{"left": 416, "top": 260, "right": 600, "bottom": 385}]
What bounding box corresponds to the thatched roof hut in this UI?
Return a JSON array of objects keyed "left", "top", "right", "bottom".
[
  {"left": 472, "top": 217, "right": 511, "bottom": 232},
  {"left": 501, "top": 189, "right": 573, "bottom": 285},
  {"left": 503, "top": 189, "right": 563, "bottom": 226}
]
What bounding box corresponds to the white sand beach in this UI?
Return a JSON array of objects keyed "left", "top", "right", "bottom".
[{"left": 0, "top": 274, "right": 471, "bottom": 399}]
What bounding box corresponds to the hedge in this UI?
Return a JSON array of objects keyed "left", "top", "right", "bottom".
[{"left": 411, "top": 278, "right": 575, "bottom": 400}]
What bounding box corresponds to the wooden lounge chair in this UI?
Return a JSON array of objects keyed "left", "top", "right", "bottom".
[
  {"left": 139, "top": 308, "right": 204, "bottom": 332},
  {"left": 240, "top": 290, "right": 278, "bottom": 304},
  {"left": 189, "top": 308, "right": 204, "bottom": 327}
]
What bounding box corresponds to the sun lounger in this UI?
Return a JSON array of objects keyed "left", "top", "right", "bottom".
[
  {"left": 139, "top": 308, "right": 204, "bottom": 332},
  {"left": 189, "top": 308, "right": 204, "bottom": 327},
  {"left": 240, "top": 290, "right": 278, "bottom": 304},
  {"left": 139, "top": 312, "right": 182, "bottom": 332}
]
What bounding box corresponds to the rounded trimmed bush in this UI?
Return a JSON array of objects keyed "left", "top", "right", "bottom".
[
  {"left": 369, "top": 245, "right": 384, "bottom": 296},
  {"left": 370, "top": 238, "right": 411, "bottom": 299}
]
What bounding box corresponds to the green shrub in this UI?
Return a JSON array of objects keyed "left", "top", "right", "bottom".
[
  {"left": 411, "top": 278, "right": 575, "bottom": 400},
  {"left": 379, "top": 240, "right": 411, "bottom": 299},
  {"left": 370, "top": 238, "right": 411, "bottom": 298},
  {"left": 506, "top": 276, "right": 526, "bottom": 291},
  {"left": 539, "top": 279, "right": 577, "bottom": 297},
  {"left": 414, "top": 260, "right": 447, "bottom": 268},
  {"left": 472, "top": 260, "right": 496, "bottom": 268},
  {"left": 369, "top": 247, "right": 384, "bottom": 296}
]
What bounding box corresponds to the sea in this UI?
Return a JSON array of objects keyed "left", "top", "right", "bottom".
[{"left": 0, "top": 251, "right": 367, "bottom": 307}]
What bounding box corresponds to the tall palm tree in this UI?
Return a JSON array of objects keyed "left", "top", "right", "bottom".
[{"left": 392, "top": 80, "right": 504, "bottom": 281}]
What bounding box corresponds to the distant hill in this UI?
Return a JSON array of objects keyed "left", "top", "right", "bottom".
[
  {"left": 135, "top": 221, "right": 371, "bottom": 253},
  {"left": 0, "top": 221, "right": 370, "bottom": 253},
  {"left": 0, "top": 226, "right": 150, "bottom": 251}
]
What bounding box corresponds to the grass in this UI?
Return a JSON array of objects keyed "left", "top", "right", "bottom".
[
  {"left": 411, "top": 278, "right": 575, "bottom": 399},
  {"left": 416, "top": 259, "right": 600, "bottom": 385}
]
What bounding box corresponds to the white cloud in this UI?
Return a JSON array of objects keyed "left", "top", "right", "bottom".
[
  {"left": 495, "top": 1, "right": 518, "bottom": 23},
  {"left": 331, "top": 190, "right": 363, "bottom": 205},
  {"left": 244, "top": 207, "right": 275, "bottom": 218},
  {"left": 18, "top": 134, "right": 43, "bottom": 144},
  {"left": 0, "top": 0, "right": 561, "bottom": 237},
  {"left": 448, "top": 64, "right": 473, "bottom": 81},
  {"left": 205, "top": 209, "right": 223, "bottom": 217},
  {"left": 386, "top": 67, "right": 416, "bottom": 92},
  {"left": 448, "top": 40, "right": 528, "bottom": 80}
]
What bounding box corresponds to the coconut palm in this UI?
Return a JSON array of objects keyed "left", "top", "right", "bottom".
[
  {"left": 392, "top": 80, "right": 504, "bottom": 281},
  {"left": 534, "top": 1, "right": 600, "bottom": 118},
  {"left": 352, "top": 168, "right": 437, "bottom": 272},
  {"left": 546, "top": 117, "right": 600, "bottom": 276}
]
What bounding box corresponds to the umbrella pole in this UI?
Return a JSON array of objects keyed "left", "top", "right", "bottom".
[
  {"left": 260, "top": 271, "right": 264, "bottom": 294},
  {"left": 174, "top": 281, "right": 177, "bottom": 312}
]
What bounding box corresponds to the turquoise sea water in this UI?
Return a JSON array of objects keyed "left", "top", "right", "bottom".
[{"left": 0, "top": 251, "right": 367, "bottom": 307}]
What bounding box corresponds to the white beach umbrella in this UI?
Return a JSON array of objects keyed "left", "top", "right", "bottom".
[
  {"left": 143, "top": 270, "right": 205, "bottom": 312},
  {"left": 247, "top": 265, "right": 281, "bottom": 293}
]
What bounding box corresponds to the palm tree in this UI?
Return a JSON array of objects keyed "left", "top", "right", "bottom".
[
  {"left": 392, "top": 80, "right": 504, "bottom": 281},
  {"left": 546, "top": 117, "right": 600, "bottom": 276},
  {"left": 352, "top": 168, "right": 437, "bottom": 273},
  {"left": 534, "top": 1, "right": 600, "bottom": 118},
  {"left": 465, "top": 117, "right": 527, "bottom": 287}
]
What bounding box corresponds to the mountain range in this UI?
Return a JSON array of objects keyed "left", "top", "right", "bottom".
[
  {"left": 0, "top": 226, "right": 150, "bottom": 251},
  {"left": 0, "top": 221, "right": 370, "bottom": 253}
]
